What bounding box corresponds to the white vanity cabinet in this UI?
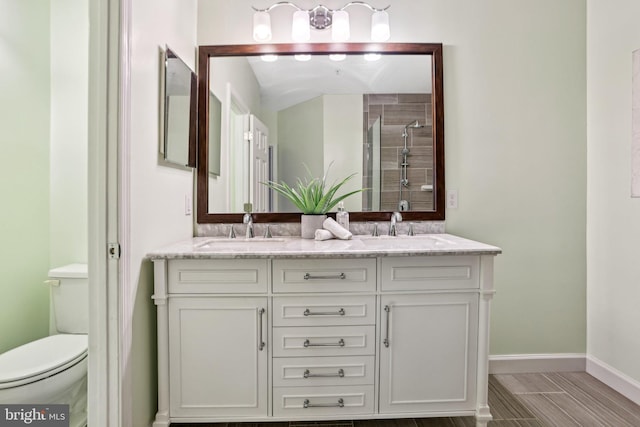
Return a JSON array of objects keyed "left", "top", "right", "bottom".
[
  {"left": 153, "top": 259, "right": 270, "bottom": 423},
  {"left": 168, "top": 297, "right": 268, "bottom": 418},
  {"left": 378, "top": 257, "right": 480, "bottom": 414},
  {"left": 379, "top": 293, "right": 478, "bottom": 413},
  {"left": 151, "top": 237, "right": 499, "bottom": 427}
]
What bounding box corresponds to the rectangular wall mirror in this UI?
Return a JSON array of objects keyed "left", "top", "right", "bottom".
[
  {"left": 161, "top": 46, "right": 197, "bottom": 168},
  {"left": 197, "top": 43, "right": 444, "bottom": 223}
]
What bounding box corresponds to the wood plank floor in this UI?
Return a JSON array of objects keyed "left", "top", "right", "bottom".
[{"left": 172, "top": 372, "right": 640, "bottom": 427}]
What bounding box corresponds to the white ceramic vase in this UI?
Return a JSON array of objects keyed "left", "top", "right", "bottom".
[{"left": 300, "top": 214, "right": 327, "bottom": 239}]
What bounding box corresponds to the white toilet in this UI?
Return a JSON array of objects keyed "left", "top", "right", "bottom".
[{"left": 0, "top": 263, "right": 88, "bottom": 427}]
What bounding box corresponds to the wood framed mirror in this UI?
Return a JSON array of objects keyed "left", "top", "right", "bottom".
[{"left": 197, "top": 43, "right": 444, "bottom": 223}]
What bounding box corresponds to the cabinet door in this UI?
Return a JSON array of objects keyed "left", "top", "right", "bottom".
[
  {"left": 168, "top": 297, "right": 268, "bottom": 417},
  {"left": 379, "top": 293, "right": 478, "bottom": 414}
]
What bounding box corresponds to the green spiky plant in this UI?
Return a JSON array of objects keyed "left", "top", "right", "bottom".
[{"left": 262, "top": 164, "right": 364, "bottom": 215}]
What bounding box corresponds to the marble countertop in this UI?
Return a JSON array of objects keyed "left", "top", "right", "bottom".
[{"left": 148, "top": 233, "right": 502, "bottom": 260}]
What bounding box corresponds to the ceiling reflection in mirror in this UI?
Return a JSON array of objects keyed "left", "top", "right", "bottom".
[{"left": 198, "top": 44, "right": 445, "bottom": 223}]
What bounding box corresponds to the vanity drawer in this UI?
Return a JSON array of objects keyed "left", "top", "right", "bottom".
[
  {"left": 272, "top": 295, "right": 376, "bottom": 327},
  {"left": 272, "top": 259, "right": 376, "bottom": 293},
  {"left": 273, "top": 325, "right": 375, "bottom": 357},
  {"left": 381, "top": 256, "right": 479, "bottom": 291},
  {"left": 168, "top": 259, "right": 268, "bottom": 294},
  {"left": 273, "top": 356, "right": 375, "bottom": 387},
  {"left": 273, "top": 385, "right": 374, "bottom": 417}
]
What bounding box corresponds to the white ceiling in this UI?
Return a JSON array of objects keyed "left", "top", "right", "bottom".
[{"left": 246, "top": 54, "right": 432, "bottom": 111}]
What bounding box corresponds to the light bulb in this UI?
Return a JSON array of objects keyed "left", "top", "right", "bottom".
[
  {"left": 329, "top": 54, "right": 346, "bottom": 61},
  {"left": 371, "top": 11, "right": 390, "bottom": 42},
  {"left": 331, "top": 10, "right": 350, "bottom": 42},
  {"left": 253, "top": 11, "right": 272, "bottom": 42},
  {"left": 292, "top": 10, "right": 310, "bottom": 42},
  {"left": 260, "top": 54, "right": 278, "bottom": 62},
  {"left": 294, "top": 54, "right": 311, "bottom": 62}
]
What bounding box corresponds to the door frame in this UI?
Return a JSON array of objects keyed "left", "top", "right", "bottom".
[{"left": 88, "top": 0, "right": 128, "bottom": 425}]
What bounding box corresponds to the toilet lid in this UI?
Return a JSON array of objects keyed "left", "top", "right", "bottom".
[{"left": 0, "top": 334, "right": 87, "bottom": 385}]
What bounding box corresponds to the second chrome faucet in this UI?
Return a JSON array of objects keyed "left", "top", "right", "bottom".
[{"left": 389, "top": 212, "right": 402, "bottom": 236}]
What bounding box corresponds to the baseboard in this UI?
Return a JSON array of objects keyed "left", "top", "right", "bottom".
[
  {"left": 586, "top": 355, "right": 640, "bottom": 406},
  {"left": 489, "top": 353, "right": 586, "bottom": 374}
]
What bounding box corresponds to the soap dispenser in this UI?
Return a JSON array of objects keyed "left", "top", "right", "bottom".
[{"left": 336, "top": 201, "right": 349, "bottom": 231}]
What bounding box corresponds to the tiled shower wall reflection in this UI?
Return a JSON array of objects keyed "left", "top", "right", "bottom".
[{"left": 362, "top": 94, "right": 434, "bottom": 211}]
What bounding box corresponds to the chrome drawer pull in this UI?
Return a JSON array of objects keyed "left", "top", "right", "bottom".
[
  {"left": 383, "top": 305, "right": 390, "bottom": 348},
  {"left": 303, "top": 398, "right": 344, "bottom": 408},
  {"left": 303, "top": 368, "right": 345, "bottom": 378},
  {"left": 304, "top": 272, "right": 346, "bottom": 280},
  {"left": 258, "top": 308, "right": 266, "bottom": 351},
  {"left": 303, "top": 308, "right": 346, "bottom": 316},
  {"left": 303, "top": 338, "right": 345, "bottom": 347}
]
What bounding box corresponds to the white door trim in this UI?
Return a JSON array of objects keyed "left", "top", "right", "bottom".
[{"left": 87, "top": 0, "right": 130, "bottom": 425}]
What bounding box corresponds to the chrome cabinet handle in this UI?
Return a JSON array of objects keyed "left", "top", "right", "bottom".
[
  {"left": 304, "top": 272, "right": 346, "bottom": 280},
  {"left": 303, "top": 308, "right": 346, "bottom": 316},
  {"left": 383, "top": 305, "right": 390, "bottom": 348},
  {"left": 303, "top": 398, "right": 344, "bottom": 408},
  {"left": 303, "top": 368, "right": 345, "bottom": 378},
  {"left": 258, "top": 308, "right": 265, "bottom": 351},
  {"left": 303, "top": 338, "right": 345, "bottom": 347}
]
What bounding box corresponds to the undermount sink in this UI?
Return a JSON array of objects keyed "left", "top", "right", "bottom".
[
  {"left": 353, "top": 234, "right": 457, "bottom": 247},
  {"left": 353, "top": 234, "right": 456, "bottom": 244},
  {"left": 195, "top": 237, "right": 286, "bottom": 249}
]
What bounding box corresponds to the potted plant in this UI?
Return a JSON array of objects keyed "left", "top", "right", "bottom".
[{"left": 263, "top": 165, "right": 363, "bottom": 238}]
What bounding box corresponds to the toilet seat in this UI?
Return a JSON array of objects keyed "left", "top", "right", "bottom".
[{"left": 0, "top": 334, "right": 87, "bottom": 389}]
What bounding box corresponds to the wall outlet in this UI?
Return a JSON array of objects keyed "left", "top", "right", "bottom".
[
  {"left": 185, "top": 195, "right": 192, "bottom": 216},
  {"left": 447, "top": 189, "right": 458, "bottom": 209}
]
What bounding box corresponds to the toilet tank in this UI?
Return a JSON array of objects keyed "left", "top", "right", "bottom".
[{"left": 48, "top": 264, "right": 89, "bottom": 334}]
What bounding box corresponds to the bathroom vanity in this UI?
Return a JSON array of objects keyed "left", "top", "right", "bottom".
[{"left": 149, "top": 234, "right": 500, "bottom": 427}]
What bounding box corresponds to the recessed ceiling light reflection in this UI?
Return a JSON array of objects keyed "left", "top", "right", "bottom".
[
  {"left": 261, "top": 54, "right": 278, "bottom": 62},
  {"left": 294, "top": 54, "right": 311, "bottom": 62},
  {"left": 329, "top": 54, "right": 347, "bottom": 61},
  {"left": 364, "top": 53, "right": 381, "bottom": 61}
]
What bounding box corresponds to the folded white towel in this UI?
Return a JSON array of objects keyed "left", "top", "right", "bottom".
[
  {"left": 323, "top": 217, "right": 352, "bottom": 240},
  {"left": 314, "top": 229, "right": 335, "bottom": 241}
]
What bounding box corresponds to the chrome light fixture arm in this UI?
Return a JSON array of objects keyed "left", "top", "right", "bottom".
[{"left": 338, "top": 1, "right": 390, "bottom": 13}]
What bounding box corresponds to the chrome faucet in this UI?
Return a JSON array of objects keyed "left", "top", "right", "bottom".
[
  {"left": 389, "top": 212, "right": 402, "bottom": 236},
  {"left": 243, "top": 203, "right": 254, "bottom": 239},
  {"left": 243, "top": 212, "right": 254, "bottom": 238}
]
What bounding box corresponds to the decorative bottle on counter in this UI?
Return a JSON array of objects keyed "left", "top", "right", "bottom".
[{"left": 336, "top": 201, "right": 349, "bottom": 231}]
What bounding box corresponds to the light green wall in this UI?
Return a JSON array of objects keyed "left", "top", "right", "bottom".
[
  {"left": 323, "top": 94, "right": 363, "bottom": 212},
  {"left": 587, "top": 0, "right": 640, "bottom": 383},
  {"left": 277, "top": 97, "right": 324, "bottom": 211},
  {"left": 199, "top": 0, "right": 588, "bottom": 356},
  {"left": 50, "top": 0, "right": 88, "bottom": 268},
  {"left": 0, "top": 0, "right": 51, "bottom": 354},
  {"left": 275, "top": 95, "right": 363, "bottom": 212},
  {"left": 441, "top": 1, "right": 587, "bottom": 355}
]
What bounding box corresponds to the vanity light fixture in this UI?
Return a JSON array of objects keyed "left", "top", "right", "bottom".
[
  {"left": 294, "top": 54, "right": 312, "bottom": 61},
  {"left": 260, "top": 54, "right": 279, "bottom": 62},
  {"left": 252, "top": 1, "right": 390, "bottom": 43},
  {"left": 363, "top": 52, "right": 381, "bottom": 61},
  {"left": 329, "top": 53, "right": 347, "bottom": 61}
]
